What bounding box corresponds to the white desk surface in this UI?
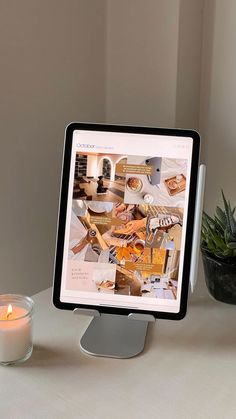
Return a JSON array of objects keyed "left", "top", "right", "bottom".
[{"left": 1, "top": 285, "right": 236, "bottom": 419}]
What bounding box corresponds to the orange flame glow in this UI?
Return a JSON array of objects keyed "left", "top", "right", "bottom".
[{"left": 7, "top": 304, "right": 13, "bottom": 319}]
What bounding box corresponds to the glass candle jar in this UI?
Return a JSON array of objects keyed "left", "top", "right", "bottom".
[{"left": 0, "top": 294, "right": 34, "bottom": 365}]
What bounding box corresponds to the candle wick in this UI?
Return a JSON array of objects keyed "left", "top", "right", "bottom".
[{"left": 6, "top": 312, "right": 12, "bottom": 319}]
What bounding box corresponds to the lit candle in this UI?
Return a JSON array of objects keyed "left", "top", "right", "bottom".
[{"left": 0, "top": 295, "right": 34, "bottom": 365}]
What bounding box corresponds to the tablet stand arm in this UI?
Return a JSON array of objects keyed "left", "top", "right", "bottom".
[{"left": 74, "top": 308, "right": 155, "bottom": 359}]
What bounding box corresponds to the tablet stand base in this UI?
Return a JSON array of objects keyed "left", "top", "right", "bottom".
[{"left": 74, "top": 309, "right": 155, "bottom": 358}]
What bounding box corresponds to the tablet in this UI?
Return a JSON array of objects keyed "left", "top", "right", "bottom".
[{"left": 53, "top": 123, "right": 200, "bottom": 320}]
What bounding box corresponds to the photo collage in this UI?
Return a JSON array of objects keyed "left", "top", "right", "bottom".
[{"left": 68, "top": 152, "right": 187, "bottom": 300}]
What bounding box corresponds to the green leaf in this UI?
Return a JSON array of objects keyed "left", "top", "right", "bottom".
[
  {"left": 216, "top": 206, "right": 227, "bottom": 225},
  {"left": 221, "top": 190, "right": 236, "bottom": 235},
  {"left": 228, "top": 202, "right": 236, "bottom": 236},
  {"left": 203, "top": 212, "right": 217, "bottom": 227},
  {"left": 214, "top": 216, "right": 225, "bottom": 235},
  {"left": 201, "top": 193, "right": 236, "bottom": 259},
  {"left": 227, "top": 242, "right": 236, "bottom": 249},
  {"left": 221, "top": 190, "right": 231, "bottom": 230}
]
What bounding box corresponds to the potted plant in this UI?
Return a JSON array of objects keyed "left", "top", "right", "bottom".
[{"left": 201, "top": 191, "right": 236, "bottom": 304}]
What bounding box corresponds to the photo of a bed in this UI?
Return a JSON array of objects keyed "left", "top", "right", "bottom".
[{"left": 123, "top": 156, "right": 187, "bottom": 207}]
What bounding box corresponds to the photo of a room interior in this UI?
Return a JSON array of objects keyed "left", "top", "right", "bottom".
[
  {"left": 68, "top": 201, "right": 182, "bottom": 299},
  {"left": 73, "top": 153, "right": 127, "bottom": 203}
]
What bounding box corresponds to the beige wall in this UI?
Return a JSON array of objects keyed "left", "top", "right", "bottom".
[
  {"left": 200, "top": 0, "right": 236, "bottom": 212},
  {"left": 2, "top": 0, "right": 232, "bottom": 295},
  {"left": 195, "top": 0, "right": 236, "bottom": 293},
  {"left": 0, "top": 0, "right": 106, "bottom": 294},
  {"left": 105, "top": 0, "right": 205, "bottom": 130},
  {"left": 105, "top": 0, "right": 180, "bottom": 127},
  {"left": 175, "top": 0, "right": 204, "bottom": 130}
]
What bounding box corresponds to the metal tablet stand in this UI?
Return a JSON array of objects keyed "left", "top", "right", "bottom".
[
  {"left": 74, "top": 164, "right": 206, "bottom": 359},
  {"left": 74, "top": 309, "right": 155, "bottom": 358}
]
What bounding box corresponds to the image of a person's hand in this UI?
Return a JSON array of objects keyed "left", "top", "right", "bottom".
[
  {"left": 114, "top": 203, "right": 126, "bottom": 216},
  {"left": 114, "top": 218, "right": 146, "bottom": 235}
]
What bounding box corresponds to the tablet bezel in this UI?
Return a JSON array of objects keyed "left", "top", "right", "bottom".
[{"left": 53, "top": 123, "right": 200, "bottom": 320}]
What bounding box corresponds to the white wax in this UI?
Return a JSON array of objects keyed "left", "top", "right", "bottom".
[{"left": 0, "top": 306, "right": 32, "bottom": 363}]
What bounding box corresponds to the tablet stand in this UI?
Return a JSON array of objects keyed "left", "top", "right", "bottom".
[
  {"left": 74, "top": 164, "right": 205, "bottom": 359},
  {"left": 74, "top": 309, "right": 155, "bottom": 358}
]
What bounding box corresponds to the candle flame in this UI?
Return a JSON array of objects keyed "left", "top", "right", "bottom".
[{"left": 7, "top": 304, "right": 13, "bottom": 319}]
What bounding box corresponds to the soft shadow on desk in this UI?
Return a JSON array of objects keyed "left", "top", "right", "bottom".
[
  {"left": 142, "top": 322, "right": 156, "bottom": 354},
  {"left": 189, "top": 295, "right": 217, "bottom": 308},
  {"left": 147, "top": 319, "right": 236, "bottom": 353},
  {"left": 19, "top": 344, "right": 91, "bottom": 369},
  {"left": 19, "top": 314, "right": 236, "bottom": 367},
  {"left": 157, "top": 330, "right": 236, "bottom": 353},
  {"left": 143, "top": 299, "right": 236, "bottom": 355}
]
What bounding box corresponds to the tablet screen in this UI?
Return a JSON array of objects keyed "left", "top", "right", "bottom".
[{"left": 54, "top": 124, "right": 199, "bottom": 318}]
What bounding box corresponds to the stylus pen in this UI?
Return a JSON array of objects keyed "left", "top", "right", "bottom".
[{"left": 190, "top": 164, "right": 206, "bottom": 291}]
